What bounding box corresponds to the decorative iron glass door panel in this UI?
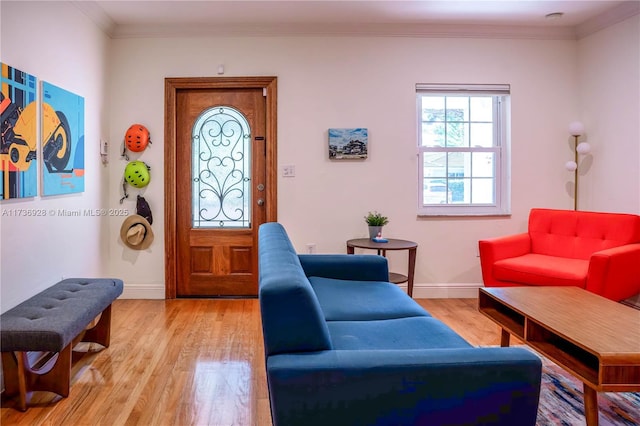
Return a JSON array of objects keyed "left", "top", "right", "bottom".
[
  {"left": 176, "top": 88, "right": 266, "bottom": 297},
  {"left": 192, "top": 106, "right": 251, "bottom": 229}
]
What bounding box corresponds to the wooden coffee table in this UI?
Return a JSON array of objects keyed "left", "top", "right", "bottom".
[{"left": 478, "top": 287, "right": 640, "bottom": 426}]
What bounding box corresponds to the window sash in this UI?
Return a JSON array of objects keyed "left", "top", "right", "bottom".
[
  {"left": 416, "top": 86, "right": 510, "bottom": 216},
  {"left": 419, "top": 147, "right": 502, "bottom": 205}
]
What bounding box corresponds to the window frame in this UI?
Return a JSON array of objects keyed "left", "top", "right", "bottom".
[{"left": 416, "top": 84, "right": 511, "bottom": 217}]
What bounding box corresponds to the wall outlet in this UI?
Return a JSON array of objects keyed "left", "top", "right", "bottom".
[{"left": 306, "top": 243, "right": 316, "bottom": 254}]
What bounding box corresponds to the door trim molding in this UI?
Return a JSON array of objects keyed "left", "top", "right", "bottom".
[{"left": 164, "top": 77, "right": 278, "bottom": 299}]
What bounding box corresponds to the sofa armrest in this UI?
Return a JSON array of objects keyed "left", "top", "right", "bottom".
[
  {"left": 267, "top": 347, "right": 541, "bottom": 426},
  {"left": 298, "top": 254, "right": 389, "bottom": 282},
  {"left": 587, "top": 243, "right": 640, "bottom": 301},
  {"left": 479, "top": 233, "right": 531, "bottom": 287}
]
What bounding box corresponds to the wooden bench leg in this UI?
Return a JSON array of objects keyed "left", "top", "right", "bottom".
[
  {"left": 1, "top": 351, "right": 27, "bottom": 411},
  {"left": 82, "top": 304, "right": 112, "bottom": 347},
  {"left": 1, "top": 305, "right": 114, "bottom": 411},
  {"left": 1, "top": 344, "right": 72, "bottom": 411}
]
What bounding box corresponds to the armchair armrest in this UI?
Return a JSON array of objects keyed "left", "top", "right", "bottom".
[
  {"left": 267, "top": 347, "right": 541, "bottom": 426},
  {"left": 587, "top": 243, "right": 640, "bottom": 301},
  {"left": 298, "top": 254, "right": 389, "bottom": 282},
  {"left": 479, "top": 233, "right": 531, "bottom": 287},
  {"left": 479, "top": 233, "right": 531, "bottom": 260}
]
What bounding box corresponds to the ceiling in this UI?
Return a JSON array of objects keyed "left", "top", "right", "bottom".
[{"left": 73, "top": 1, "right": 640, "bottom": 39}]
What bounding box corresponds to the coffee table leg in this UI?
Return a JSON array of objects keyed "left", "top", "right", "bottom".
[
  {"left": 500, "top": 329, "right": 510, "bottom": 347},
  {"left": 583, "top": 384, "right": 599, "bottom": 426}
]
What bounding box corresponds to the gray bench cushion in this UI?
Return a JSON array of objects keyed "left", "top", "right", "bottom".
[{"left": 0, "top": 278, "right": 123, "bottom": 352}]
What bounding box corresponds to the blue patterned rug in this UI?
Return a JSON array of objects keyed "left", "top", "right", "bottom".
[{"left": 537, "top": 355, "right": 640, "bottom": 425}]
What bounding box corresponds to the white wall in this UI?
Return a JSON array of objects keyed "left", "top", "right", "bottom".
[
  {"left": 108, "top": 35, "right": 581, "bottom": 298},
  {"left": 1, "top": 4, "right": 636, "bottom": 305},
  {"left": 577, "top": 15, "right": 640, "bottom": 214},
  {"left": 0, "top": 1, "right": 110, "bottom": 312}
]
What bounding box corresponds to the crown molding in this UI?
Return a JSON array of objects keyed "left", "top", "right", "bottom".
[
  {"left": 71, "top": 0, "right": 116, "bottom": 37},
  {"left": 575, "top": 0, "right": 640, "bottom": 39},
  {"left": 110, "top": 22, "right": 576, "bottom": 40},
  {"left": 73, "top": 1, "right": 638, "bottom": 41}
]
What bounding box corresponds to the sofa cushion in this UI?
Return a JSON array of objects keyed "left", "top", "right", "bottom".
[
  {"left": 494, "top": 253, "right": 588, "bottom": 287},
  {"left": 308, "top": 276, "right": 430, "bottom": 321},
  {"left": 327, "top": 317, "right": 472, "bottom": 350}
]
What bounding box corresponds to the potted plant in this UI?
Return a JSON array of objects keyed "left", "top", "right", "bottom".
[{"left": 364, "top": 211, "right": 389, "bottom": 239}]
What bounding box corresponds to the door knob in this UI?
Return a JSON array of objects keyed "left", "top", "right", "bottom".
[{"left": 257, "top": 198, "right": 265, "bottom": 206}]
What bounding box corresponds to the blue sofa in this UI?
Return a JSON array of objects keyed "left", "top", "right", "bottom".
[{"left": 258, "top": 222, "right": 542, "bottom": 426}]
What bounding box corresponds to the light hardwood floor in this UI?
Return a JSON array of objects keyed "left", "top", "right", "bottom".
[{"left": 1, "top": 298, "right": 508, "bottom": 425}]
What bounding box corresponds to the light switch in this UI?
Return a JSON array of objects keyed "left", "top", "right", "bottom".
[{"left": 282, "top": 165, "right": 296, "bottom": 177}]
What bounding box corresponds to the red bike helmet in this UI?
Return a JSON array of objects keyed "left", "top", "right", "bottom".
[{"left": 124, "top": 124, "right": 151, "bottom": 154}]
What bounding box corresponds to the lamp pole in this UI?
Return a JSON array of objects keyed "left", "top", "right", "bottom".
[
  {"left": 573, "top": 134, "right": 579, "bottom": 211},
  {"left": 568, "top": 121, "right": 585, "bottom": 211}
]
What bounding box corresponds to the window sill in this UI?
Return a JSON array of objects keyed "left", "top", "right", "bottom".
[
  {"left": 418, "top": 205, "right": 511, "bottom": 217},
  {"left": 418, "top": 212, "right": 512, "bottom": 218}
]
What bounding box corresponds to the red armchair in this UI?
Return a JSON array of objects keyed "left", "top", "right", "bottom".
[{"left": 479, "top": 208, "right": 640, "bottom": 302}]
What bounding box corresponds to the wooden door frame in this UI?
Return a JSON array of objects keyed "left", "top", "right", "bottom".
[{"left": 164, "top": 77, "right": 278, "bottom": 299}]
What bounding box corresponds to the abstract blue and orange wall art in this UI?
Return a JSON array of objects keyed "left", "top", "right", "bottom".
[
  {"left": 1, "top": 63, "right": 38, "bottom": 199},
  {"left": 41, "top": 81, "right": 85, "bottom": 195}
]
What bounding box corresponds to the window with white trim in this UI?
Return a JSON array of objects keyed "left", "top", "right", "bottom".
[{"left": 417, "top": 84, "right": 511, "bottom": 216}]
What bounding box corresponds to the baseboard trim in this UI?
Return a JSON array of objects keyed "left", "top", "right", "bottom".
[
  {"left": 118, "top": 282, "right": 483, "bottom": 300},
  {"left": 120, "top": 284, "right": 166, "bottom": 299},
  {"left": 398, "top": 282, "right": 482, "bottom": 299}
]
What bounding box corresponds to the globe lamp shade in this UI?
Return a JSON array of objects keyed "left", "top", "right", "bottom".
[
  {"left": 569, "top": 121, "right": 585, "bottom": 136},
  {"left": 565, "top": 161, "right": 578, "bottom": 171},
  {"left": 576, "top": 142, "right": 591, "bottom": 155}
]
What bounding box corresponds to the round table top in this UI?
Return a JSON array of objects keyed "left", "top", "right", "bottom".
[{"left": 347, "top": 238, "right": 417, "bottom": 250}]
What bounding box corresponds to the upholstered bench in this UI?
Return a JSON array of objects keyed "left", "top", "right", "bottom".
[{"left": 0, "top": 278, "right": 123, "bottom": 411}]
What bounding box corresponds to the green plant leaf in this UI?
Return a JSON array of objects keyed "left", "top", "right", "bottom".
[{"left": 364, "top": 211, "right": 389, "bottom": 226}]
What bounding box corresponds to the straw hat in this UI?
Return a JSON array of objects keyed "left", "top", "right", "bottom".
[{"left": 120, "top": 214, "right": 154, "bottom": 250}]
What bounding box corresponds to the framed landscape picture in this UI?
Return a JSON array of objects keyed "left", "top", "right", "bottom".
[{"left": 328, "top": 128, "right": 368, "bottom": 160}]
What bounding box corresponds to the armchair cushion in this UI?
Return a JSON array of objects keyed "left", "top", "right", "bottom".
[
  {"left": 529, "top": 208, "right": 640, "bottom": 259},
  {"left": 494, "top": 254, "right": 588, "bottom": 287}
]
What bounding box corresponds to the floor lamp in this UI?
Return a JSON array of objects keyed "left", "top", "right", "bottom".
[{"left": 566, "top": 121, "right": 590, "bottom": 211}]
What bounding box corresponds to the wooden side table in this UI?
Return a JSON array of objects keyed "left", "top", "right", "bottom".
[{"left": 346, "top": 238, "right": 417, "bottom": 297}]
